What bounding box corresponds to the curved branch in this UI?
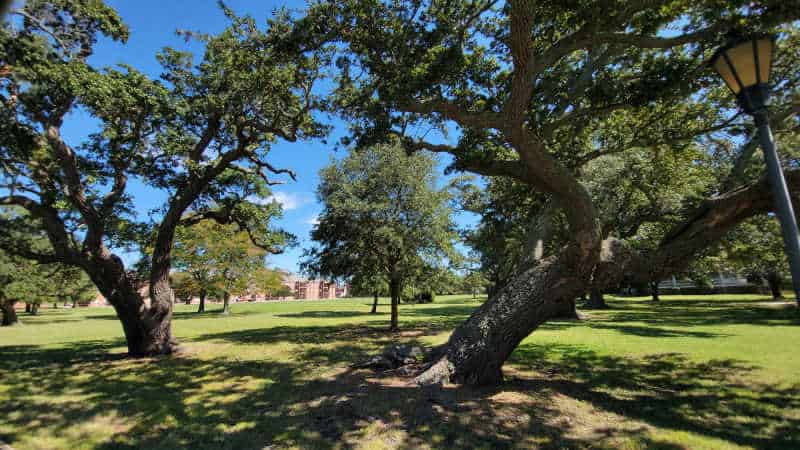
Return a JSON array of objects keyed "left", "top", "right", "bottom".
[{"left": 11, "top": 9, "right": 70, "bottom": 55}]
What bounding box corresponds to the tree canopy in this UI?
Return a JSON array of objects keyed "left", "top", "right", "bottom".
[
  {"left": 0, "top": 1, "right": 321, "bottom": 354},
  {"left": 303, "top": 141, "right": 457, "bottom": 330},
  {"left": 284, "top": 0, "right": 800, "bottom": 384}
]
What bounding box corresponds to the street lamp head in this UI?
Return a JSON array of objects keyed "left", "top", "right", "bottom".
[{"left": 711, "top": 35, "right": 775, "bottom": 114}]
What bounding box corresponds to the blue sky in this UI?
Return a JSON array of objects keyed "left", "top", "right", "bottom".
[{"left": 57, "top": 0, "right": 476, "bottom": 273}]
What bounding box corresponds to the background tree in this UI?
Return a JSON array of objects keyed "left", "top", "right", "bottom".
[
  {"left": 170, "top": 271, "right": 201, "bottom": 305},
  {"left": 724, "top": 216, "right": 788, "bottom": 299},
  {"left": 253, "top": 268, "right": 289, "bottom": 300},
  {"left": 304, "top": 142, "right": 457, "bottom": 330},
  {"left": 462, "top": 270, "right": 487, "bottom": 299},
  {"left": 50, "top": 265, "right": 96, "bottom": 308},
  {"left": 174, "top": 220, "right": 268, "bottom": 314},
  {"left": 173, "top": 221, "right": 221, "bottom": 313},
  {"left": 0, "top": 2, "right": 321, "bottom": 355},
  {"left": 349, "top": 272, "right": 388, "bottom": 313},
  {"left": 293, "top": 0, "right": 800, "bottom": 384},
  {"left": 0, "top": 249, "right": 23, "bottom": 326}
]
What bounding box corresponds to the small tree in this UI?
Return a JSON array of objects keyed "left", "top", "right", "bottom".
[
  {"left": 174, "top": 220, "right": 269, "bottom": 315},
  {"left": 350, "top": 273, "right": 388, "bottom": 313},
  {"left": 253, "top": 268, "right": 288, "bottom": 300},
  {"left": 304, "top": 142, "right": 457, "bottom": 330},
  {"left": 51, "top": 265, "right": 96, "bottom": 308},
  {"left": 462, "top": 271, "right": 488, "bottom": 299},
  {"left": 726, "top": 216, "right": 788, "bottom": 299},
  {"left": 171, "top": 272, "right": 200, "bottom": 305}
]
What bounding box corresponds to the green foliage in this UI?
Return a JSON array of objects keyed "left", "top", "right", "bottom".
[
  {"left": 0, "top": 0, "right": 322, "bottom": 336},
  {"left": 170, "top": 271, "right": 201, "bottom": 304},
  {"left": 173, "top": 220, "right": 267, "bottom": 301},
  {"left": 303, "top": 141, "right": 457, "bottom": 288}
]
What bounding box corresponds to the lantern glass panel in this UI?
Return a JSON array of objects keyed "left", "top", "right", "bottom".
[
  {"left": 713, "top": 55, "right": 740, "bottom": 94},
  {"left": 756, "top": 38, "right": 773, "bottom": 84},
  {"left": 724, "top": 42, "right": 759, "bottom": 90}
]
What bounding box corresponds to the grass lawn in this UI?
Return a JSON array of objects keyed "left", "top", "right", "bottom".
[{"left": 0, "top": 294, "right": 798, "bottom": 450}]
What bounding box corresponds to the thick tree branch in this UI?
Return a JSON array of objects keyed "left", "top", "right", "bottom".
[
  {"left": 43, "top": 126, "right": 103, "bottom": 248},
  {"left": 399, "top": 99, "right": 504, "bottom": 130},
  {"left": 11, "top": 9, "right": 70, "bottom": 55},
  {"left": 0, "top": 195, "right": 80, "bottom": 264},
  {"left": 402, "top": 137, "right": 528, "bottom": 181},
  {"left": 620, "top": 170, "right": 800, "bottom": 284}
]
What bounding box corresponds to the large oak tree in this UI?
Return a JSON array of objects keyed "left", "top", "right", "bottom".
[
  {"left": 0, "top": 2, "right": 324, "bottom": 355},
  {"left": 289, "top": 0, "right": 800, "bottom": 384}
]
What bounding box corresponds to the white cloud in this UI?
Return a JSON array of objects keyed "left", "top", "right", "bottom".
[
  {"left": 304, "top": 214, "right": 320, "bottom": 226},
  {"left": 251, "top": 191, "right": 313, "bottom": 211}
]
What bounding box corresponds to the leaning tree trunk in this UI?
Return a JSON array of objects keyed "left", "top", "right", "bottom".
[
  {"left": 389, "top": 278, "right": 400, "bottom": 331},
  {"left": 1, "top": 301, "right": 19, "bottom": 326},
  {"left": 650, "top": 281, "right": 660, "bottom": 302},
  {"left": 765, "top": 272, "right": 784, "bottom": 299},
  {"left": 371, "top": 292, "right": 379, "bottom": 314},
  {"left": 221, "top": 292, "right": 231, "bottom": 315},
  {"left": 198, "top": 289, "right": 206, "bottom": 313},
  {"left": 416, "top": 256, "right": 588, "bottom": 386},
  {"left": 584, "top": 288, "right": 608, "bottom": 309}
]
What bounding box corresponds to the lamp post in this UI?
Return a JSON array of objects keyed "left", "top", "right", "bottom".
[{"left": 711, "top": 36, "right": 800, "bottom": 304}]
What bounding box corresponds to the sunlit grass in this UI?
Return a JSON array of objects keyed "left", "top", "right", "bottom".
[{"left": 1, "top": 294, "right": 798, "bottom": 449}]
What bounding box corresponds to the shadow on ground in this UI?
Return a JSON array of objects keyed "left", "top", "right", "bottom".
[
  {"left": 1, "top": 297, "right": 799, "bottom": 449},
  {"left": 1, "top": 340, "right": 798, "bottom": 448}
]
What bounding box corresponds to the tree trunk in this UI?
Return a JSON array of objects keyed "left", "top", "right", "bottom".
[
  {"left": 85, "top": 254, "right": 178, "bottom": 357},
  {"left": 1, "top": 301, "right": 19, "bottom": 326},
  {"left": 650, "top": 281, "right": 660, "bottom": 302},
  {"left": 766, "top": 272, "right": 783, "bottom": 299},
  {"left": 25, "top": 303, "right": 31, "bottom": 313},
  {"left": 221, "top": 292, "right": 231, "bottom": 315},
  {"left": 389, "top": 278, "right": 400, "bottom": 331},
  {"left": 198, "top": 289, "right": 206, "bottom": 313},
  {"left": 371, "top": 292, "right": 378, "bottom": 314},
  {"left": 30, "top": 303, "right": 39, "bottom": 315},
  {"left": 584, "top": 288, "right": 608, "bottom": 309},
  {"left": 551, "top": 297, "right": 581, "bottom": 319},
  {"left": 416, "top": 257, "right": 587, "bottom": 386}
]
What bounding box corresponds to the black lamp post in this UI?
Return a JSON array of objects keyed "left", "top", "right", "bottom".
[{"left": 711, "top": 36, "right": 800, "bottom": 304}]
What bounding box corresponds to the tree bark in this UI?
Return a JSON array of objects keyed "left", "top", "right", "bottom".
[
  {"left": 198, "top": 289, "right": 206, "bottom": 313},
  {"left": 30, "top": 303, "right": 39, "bottom": 315},
  {"left": 766, "top": 272, "right": 784, "bottom": 299},
  {"left": 86, "top": 254, "right": 178, "bottom": 357},
  {"left": 221, "top": 292, "right": 231, "bottom": 315},
  {"left": 551, "top": 297, "right": 581, "bottom": 319},
  {"left": 371, "top": 292, "right": 378, "bottom": 314},
  {"left": 416, "top": 255, "right": 587, "bottom": 386},
  {"left": 25, "top": 303, "right": 31, "bottom": 313},
  {"left": 584, "top": 288, "right": 608, "bottom": 309},
  {"left": 389, "top": 278, "right": 400, "bottom": 331},
  {"left": 1, "top": 301, "right": 19, "bottom": 326},
  {"left": 650, "top": 281, "right": 660, "bottom": 302}
]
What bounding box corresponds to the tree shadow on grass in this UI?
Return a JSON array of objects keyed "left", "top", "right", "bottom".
[
  {"left": 274, "top": 310, "right": 379, "bottom": 319},
  {"left": 603, "top": 300, "right": 799, "bottom": 328},
  {"left": 1, "top": 335, "right": 798, "bottom": 449},
  {"left": 509, "top": 344, "right": 800, "bottom": 449}
]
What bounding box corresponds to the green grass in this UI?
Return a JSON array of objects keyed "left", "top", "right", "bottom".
[{"left": 1, "top": 294, "right": 798, "bottom": 449}]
